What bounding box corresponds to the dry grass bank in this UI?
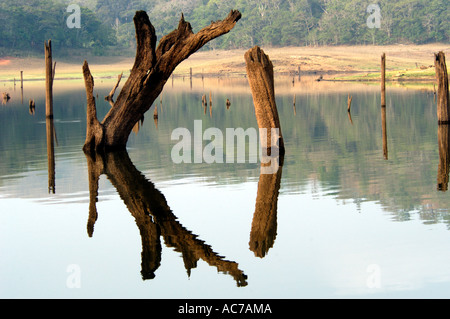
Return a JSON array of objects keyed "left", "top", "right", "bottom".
[{"left": 0, "top": 44, "right": 448, "bottom": 82}]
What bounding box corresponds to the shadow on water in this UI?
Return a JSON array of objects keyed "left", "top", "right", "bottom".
[{"left": 85, "top": 149, "right": 251, "bottom": 287}]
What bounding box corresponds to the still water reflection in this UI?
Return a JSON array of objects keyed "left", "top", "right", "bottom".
[{"left": 1, "top": 76, "right": 450, "bottom": 298}]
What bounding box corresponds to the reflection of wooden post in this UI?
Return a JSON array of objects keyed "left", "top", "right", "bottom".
[
  {"left": 381, "top": 53, "right": 386, "bottom": 107},
  {"left": 153, "top": 104, "right": 158, "bottom": 119},
  {"left": 293, "top": 94, "right": 296, "bottom": 116},
  {"left": 435, "top": 52, "right": 449, "bottom": 124},
  {"left": 244, "top": 46, "right": 285, "bottom": 154},
  {"left": 46, "top": 118, "right": 55, "bottom": 194},
  {"left": 29, "top": 99, "right": 35, "bottom": 115},
  {"left": 437, "top": 125, "right": 450, "bottom": 191},
  {"left": 20, "top": 71, "right": 23, "bottom": 104},
  {"left": 249, "top": 160, "right": 283, "bottom": 258},
  {"left": 45, "top": 40, "right": 54, "bottom": 118},
  {"left": 105, "top": 72, "right": 123, "bottom": 104},
  {"left": 381, "top": 105, "right": 388, "bottom": 160}
]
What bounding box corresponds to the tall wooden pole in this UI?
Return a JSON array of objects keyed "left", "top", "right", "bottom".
[
  {"left": 435, "top": 51, "right": 449, "bottom": 124},
  {"left": 381, "top": 53, "right": 386, "bottom": 108},
  {"left": 45, "top": 40, "right": 54, "bottom": 118}
]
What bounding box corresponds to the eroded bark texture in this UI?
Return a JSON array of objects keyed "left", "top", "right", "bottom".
[
  {"left": 83, "top": 10, "right": 241, "bottom": 152},
  {"left": 244, "top": 46, "right": 285, "bottom": 154}
]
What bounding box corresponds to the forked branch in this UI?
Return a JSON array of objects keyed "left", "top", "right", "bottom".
[{"left": 83, "top": 10, "right": 241, "bottom": 152}]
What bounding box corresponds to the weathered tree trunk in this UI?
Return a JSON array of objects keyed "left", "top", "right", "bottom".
[
  {"left": 435, "top": 51, "right": 449, "bottom": 124},
  {"left": 82, "top": 10, "right": 241, "bottom": 153},
  {"left": 244, "top": 46, "right": 285, "bottom": 155}
]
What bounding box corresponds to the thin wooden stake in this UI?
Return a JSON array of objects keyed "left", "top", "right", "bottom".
[
  {"left": 45, "top": 40, "right": 54, "bottom": 118},
  {"left": 381, "top": 53, "right": 386, "bottom": 108}
]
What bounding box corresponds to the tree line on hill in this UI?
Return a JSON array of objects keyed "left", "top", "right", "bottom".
[{"left": 0, "top": 0, "right": 448, "bottom": 57}]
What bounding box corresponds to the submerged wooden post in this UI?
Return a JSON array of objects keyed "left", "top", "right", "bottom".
[
  {"left": 435, "top": 51, "right": 449, "bottom": 124},
  {"left": 381, "top": 53, "right": 386, "bottom": 108},
  {"left": 45, "top": 40, "right": 54, "bottom": 118},
  {"left": 244, "top": 46, "right": 285, "bottom": 155},
  {"left": 347, "top": 94, "right": 353, "bottom": 112}
]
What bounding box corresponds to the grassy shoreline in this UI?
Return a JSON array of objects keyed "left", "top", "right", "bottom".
[{"left": 0, "top": 44, "right": 448, "bottom": 83}]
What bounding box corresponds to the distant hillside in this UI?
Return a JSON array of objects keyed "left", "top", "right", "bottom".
[{"left": 1, "top": 0, "right": 448, "bottom": 57}]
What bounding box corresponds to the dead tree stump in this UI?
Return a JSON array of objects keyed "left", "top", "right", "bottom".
[
  {"left": 82, "top": 10, "right": 241, "bottom": 153},
  {"left": 244, "top": 46, "right": 285, "bottom": 155},
  {"left": 435, "top": 51, "right": 449, "bottom": 124}
]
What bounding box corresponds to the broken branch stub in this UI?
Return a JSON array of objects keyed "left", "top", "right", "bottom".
[
  {"left": 82, "top": 10, "right": 241, "bottom": 153},
  {"left": 244, "top": 46, "right": 285, "bottom": 155}
]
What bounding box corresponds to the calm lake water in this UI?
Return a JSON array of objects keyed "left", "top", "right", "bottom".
[{"left": 1, "top": 75, "right": 450, "bottom": 299}]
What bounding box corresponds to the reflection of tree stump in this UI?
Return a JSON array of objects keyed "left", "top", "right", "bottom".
[
  {"left": 437, "top": 125, "right": 450, "bottom": 191},
  {"left": 85, "top": 151, "right": 248, "bottom": 286},
  {"left": 435, "top": 52, "right": 449, "bottom": 124},
  {"left": 244, "top": 46, "right": 285, "bottom": 154}
]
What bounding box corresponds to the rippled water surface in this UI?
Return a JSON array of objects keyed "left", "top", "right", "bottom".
[{"left": 1, "top": 75, "right": 450, "bottom": 298}]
